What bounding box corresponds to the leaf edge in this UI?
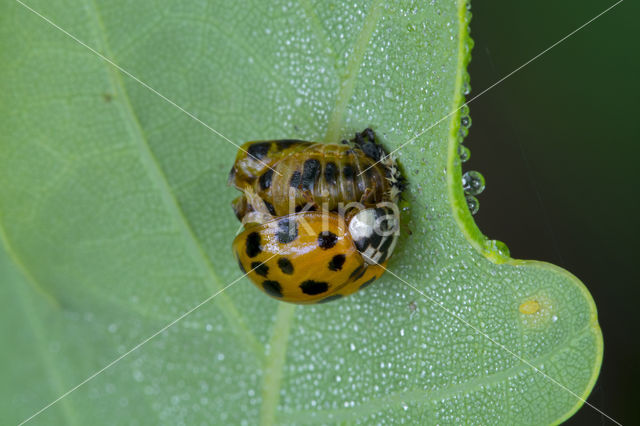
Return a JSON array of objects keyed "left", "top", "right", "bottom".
[{"left": 446, "top": 1, "right": 604, "bottom": 422}]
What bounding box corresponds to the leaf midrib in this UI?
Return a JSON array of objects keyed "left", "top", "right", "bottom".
[
  {"left": 0, "top": 223, "right": 78, "bottom": 425},
  {"left": 259, "top": 303, "right": 296, "bottom": 426},
  {"left": 323, "top": 0, "right": 384, "bottom": 143},
  {"left": 258, "top": 3, "right": 385, "bottom": 424}
]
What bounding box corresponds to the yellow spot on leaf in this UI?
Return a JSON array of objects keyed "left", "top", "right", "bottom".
[{"left": 519, "top": 300, "right": 540, "bottom": 315}]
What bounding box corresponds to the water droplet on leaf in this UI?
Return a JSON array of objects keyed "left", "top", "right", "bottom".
[
  {"left": 457, "top": 144, "right": 470, "bottom": 162},
  {"left": 462, "top": 81, "right": 471, "bottom": 95},
  {"left": 465, "top": 194, "right": 479, "bottom": 215},
  {"left": 485, "top": 239, "right": 510, "bottom": 257},
  {"left": 462, "top": 170, "right": 485, "bottom": 195}
]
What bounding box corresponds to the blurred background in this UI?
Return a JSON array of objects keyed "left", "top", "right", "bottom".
[{"left": 467, "top": 0, "right": 638, "bottom": 424}]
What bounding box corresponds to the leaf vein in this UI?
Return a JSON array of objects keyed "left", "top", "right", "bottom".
[
  {"left": 281, "top": 324, "right": 595, "bottom": 423},
  {"left": 324, "top": 0, "right": 384, "bottom": 142},
  {"left": 86, "top": 0, "right": 264, "bottom": 360}
]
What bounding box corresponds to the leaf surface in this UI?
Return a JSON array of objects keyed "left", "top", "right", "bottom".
[{"left": 0, "top": 0, "right": 601, "bottom": 424}]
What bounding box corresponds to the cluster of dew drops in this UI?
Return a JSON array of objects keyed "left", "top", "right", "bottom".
[
  {"left": 457, "top": 83, "right": 485, "bottom": 215},
  {"left": 455, "top": 77, "right": 510, "bottom": 258}
]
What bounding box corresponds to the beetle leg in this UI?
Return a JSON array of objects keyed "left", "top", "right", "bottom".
[{"left": 241, "top": 185, "right": 273, "bottom": 225}]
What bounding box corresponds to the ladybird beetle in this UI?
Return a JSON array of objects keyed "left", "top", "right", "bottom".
[
  {"left": 229, "top": 128, "right": 404, "bottom": 219},
  {"left": 230, "top": 129, "right": 405, "bottom": 304},
  {"left": 232, "top": 209, "right": 399, "bottom": 304}
]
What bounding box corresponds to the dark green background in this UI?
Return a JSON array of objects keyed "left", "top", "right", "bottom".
[{"left": 467, "top": 1, "right": 637, "bottom": 424}]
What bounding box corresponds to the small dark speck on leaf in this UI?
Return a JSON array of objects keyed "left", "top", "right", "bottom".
[{"left": 408, "top": 301, "right": 418, "bottom": 317}]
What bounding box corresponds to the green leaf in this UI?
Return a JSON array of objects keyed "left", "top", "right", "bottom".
[{"left": 0, "top": 0, "right": 602, "bottom": 424}]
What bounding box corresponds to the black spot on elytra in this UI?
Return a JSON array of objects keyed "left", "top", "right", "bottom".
[
  {"left": 259, "top": 169, "right": 274, "bottom": 190},
  {"left": 317, "top": 231, "right": 338, "bottom": 249},
  {"left": 359, "top": 276, "right": 377, "bottom": 289},
  {"left": 277, "top": 257, "right": 294, "bottom": 274},
  {"left": 324, "top": 162, "right": 338, "bottom": 185},
  {"left": 263, "top": 199, "right": 276, "bottom": 216},
  {"left": 301, "top": 159, "right": 321, "bottom": 191},
  {"left": 317, "top": 294, "right": 343, "bottom": 304},
  {"left": 263, "top": 280, "right": 283, "bottom": 297},
  {"left": 247, "top": 142, "right": 271, "bottom": 161},
  {"left": 349, "top": 264, "right": 366, "bottom": 280},
  {"left": 300, "top": 280, "right": 329, "bottom": 295},
  {"left": 277, "top": 218, "right": 298, "bottom": 244},
  {"left": 328, "top": 254, "right": 346, "bottom": 271},
  {"left": 251, "top": 261, "right": 269, "bottom": 277},
  {"left": 245, "top": 232, "right": 262, "bottom": 258},
  {"left": 289, "top": 170, "right": 301, "bottom": 188},
  {"left": 342, "top": 164, "right": 355, "bottom": 180}
]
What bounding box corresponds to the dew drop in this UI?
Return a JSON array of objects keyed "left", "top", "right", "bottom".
[
  {"left": 465, "top": 194, "right": 479, "bottom": 215},
  {"left": 460, "top": 115, "right": 471, "bottom": 129},
  {"left": 457, "top": 144, "right": 470, "bottom": 162},
  {"left": 462, "top": 170, "right": 485, "bottom": 195},
  {"left": 462, "top": 81, "right": 471, "bottom": 95},
  {"left": 485, "top": 239, "right": 510, "bottom": 257}
]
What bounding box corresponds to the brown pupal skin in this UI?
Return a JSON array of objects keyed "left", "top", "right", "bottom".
[{"left": 229, "top": 140, "right": 392, "bottom": 218}]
